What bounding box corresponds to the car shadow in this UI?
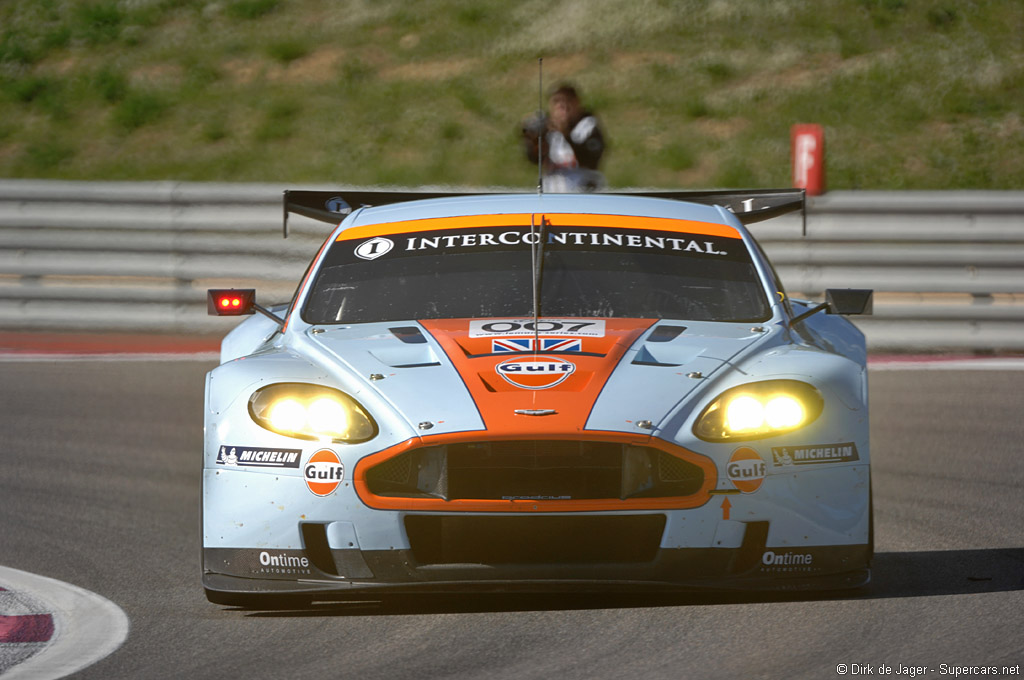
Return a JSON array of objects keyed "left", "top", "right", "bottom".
[{"left": 240, "top": 547, "right": 1024, "bottom": 618}]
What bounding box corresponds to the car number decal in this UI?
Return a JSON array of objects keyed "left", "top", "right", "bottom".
[{"left": 470, "top": 319, "right": 605, "bottom": 338}]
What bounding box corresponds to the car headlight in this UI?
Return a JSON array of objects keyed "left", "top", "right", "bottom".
[
  {"left": 248, "top": 383, "right": 377, "bottom": 443},
  {"left": 693, "top": 380, "right": 823, "bottom": 442}
]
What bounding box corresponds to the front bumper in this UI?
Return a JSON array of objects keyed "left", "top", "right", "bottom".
[
  {"left": 203, "top": 436, "right": 871, "bottom": 602},
  {"left": 202, "top": 512, "right": 871, "bottom": 604}
]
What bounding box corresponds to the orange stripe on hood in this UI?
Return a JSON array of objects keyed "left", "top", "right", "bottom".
[{"left": 418, "top": 318, "right": 655, "bottom": 436}]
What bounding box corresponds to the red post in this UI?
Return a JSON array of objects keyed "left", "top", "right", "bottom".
[{"left": 791, "top": 124, "right": 826, "bottom": 195}]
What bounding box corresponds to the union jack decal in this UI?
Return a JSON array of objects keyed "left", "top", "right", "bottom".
[
  {"left": 492, "top": 338, "right": 533, "bottom": 352},
  {"left": 491, "top": 338, "right": 583, "bottom": 353},
  {"left": 541, "top": 338, "right": 582, "bottom": 352}
]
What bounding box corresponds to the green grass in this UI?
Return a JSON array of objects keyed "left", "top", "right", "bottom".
[{"left": 0, "top": 0, "right": 1022, "bottom": 188}]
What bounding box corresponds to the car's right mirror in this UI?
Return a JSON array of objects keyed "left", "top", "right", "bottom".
[{"left": 825, "top": 288, "right": 873, "bottom": 316}]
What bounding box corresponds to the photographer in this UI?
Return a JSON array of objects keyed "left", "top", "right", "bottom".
[{"left": 521, "top": 83, "right": 606, "bottom": 192}]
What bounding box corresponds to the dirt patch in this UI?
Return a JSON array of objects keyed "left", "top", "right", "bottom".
[
  {"left": 285, "top": 46, "right": 346, "bottom": 83},
  {"left": 709, "top": 50, "right": 890, "bottom": 106},
  {"left": 996, "top": 113, "right": 1023, "bottom": 140},
  {"left": 541, "top": 54, "right": 591, "bottom": 79},
  {"left": 221, "top": 58, "right": 267, "bottom": 85},
  {"left": 380, "top": 58, "right": 478, "bottom": 82},
  {"left": 694, "top": 116, "right": 751, "bottom": 140},
  {"left": 221, "top": 47, "right": 383, "bottom": 85},
  {"left": 0, "top": 142, "right": 24, "bottom": 166},
  {"left": 129, "top": 63, "right": 184, "bottom": 88},
  {"left": 902, "top": 155, "right": 929, "bottom": 177},
  {"left": 611, "top": 51, "right": 680, "bottom": 71},
  {"left": 675, "top": 152, "right": 718, "bottom": 186},
  {"left": 49, "top": 56, "right": 83, "bottom": 75},
  {"left": 923, "top": 120, "right": 956, "bottom": 139}
]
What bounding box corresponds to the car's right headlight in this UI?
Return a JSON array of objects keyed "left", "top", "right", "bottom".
[
  {"left": 248, "top": 383, "right": 377, "bottom": 443},
  {"left": 693, "top": 380, "right": 823, "bottom": 442}
]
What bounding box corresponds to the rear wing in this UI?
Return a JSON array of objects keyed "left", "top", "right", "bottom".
[{"left": 282, "top": 188, "right": 806, "bottom": 237}]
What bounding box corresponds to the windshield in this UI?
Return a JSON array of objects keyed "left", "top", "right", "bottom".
[{"left": 302, "top": 214, "right": 770, "bottom": 324}]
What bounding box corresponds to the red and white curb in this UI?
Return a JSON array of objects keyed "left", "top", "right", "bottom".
[
  {"left": 0, "top": 584, "right": 53, "bottom": 676},
  {"left": 0, "top": 566, "right": 129, "bottom": 680}
]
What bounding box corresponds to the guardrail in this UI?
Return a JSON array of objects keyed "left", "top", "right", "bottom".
[
  {"left": 1, "top": 180, "right": 1022, "bottom": 352},
  {"left": 758, "top": 192, "right": 1024, "bottom": 352}
]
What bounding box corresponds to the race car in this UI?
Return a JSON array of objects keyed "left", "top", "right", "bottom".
[{"left": 202, "top": 189, "right": 873, "bottom": 606}]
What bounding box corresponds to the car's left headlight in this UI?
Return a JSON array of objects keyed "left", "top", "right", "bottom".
[
  {"left": 693, "top": 380, "right": 823, "bottom": 442},
  {"left": 248, "top": 383, "right": 378, "bottom": 443}
]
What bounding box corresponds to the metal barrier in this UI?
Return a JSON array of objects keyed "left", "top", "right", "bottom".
[
  {"left": 760, "top": 192, "right": 1024, "bottom": 351},
  {"left": 1, "top": 180, "right": 1022, "bottom": 351}
]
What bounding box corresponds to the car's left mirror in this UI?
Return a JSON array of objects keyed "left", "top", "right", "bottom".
[{"left": 207, "top": 289, "right": 256, "bottom": 316}]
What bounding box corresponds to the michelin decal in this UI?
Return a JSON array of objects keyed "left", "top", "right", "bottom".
[
  {"left": 216, "top": 445, "right": 302, "bottom": 469},
  {"left": 771, "top": 443, "right": 859, "bottom": 466}
]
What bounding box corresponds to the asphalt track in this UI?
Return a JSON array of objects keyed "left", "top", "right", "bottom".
[{"left": 0, "top": 360, "right": 1021, "bottom": 679}]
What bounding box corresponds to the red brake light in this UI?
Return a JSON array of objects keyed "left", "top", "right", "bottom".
[{"left": 207, "top": 289, "right": 256, "bottom": 316}]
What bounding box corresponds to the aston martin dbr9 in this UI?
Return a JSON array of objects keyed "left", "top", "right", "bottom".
[{"left": 202, "top": 190, "right": 872, "bottom": 606}]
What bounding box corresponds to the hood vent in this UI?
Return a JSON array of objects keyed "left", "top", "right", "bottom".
[
  {"left": 632, "top": 343, "right": 704, "bottom": 367},
  {"left": 632, "top": 325, "right": 700, "bottom": 366},
  {"left": 367, "top": 344, "right": 441, "bottom": 368},
  {"left": 390, "top": 326, "right": 428, "bottom": 344},
  {"left": 647, "top": 325, "right": 686, "bottom": 342}
]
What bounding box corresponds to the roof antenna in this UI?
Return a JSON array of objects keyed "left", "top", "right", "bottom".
[
  {"left": 530, "top": 211, "right": 539, "bottom": 338},
  {"left": 531, "top": 58, "right": 544, "bottom": 358},
  {"left": 536, "top": 57, "right": 544, "bottom": 195}
]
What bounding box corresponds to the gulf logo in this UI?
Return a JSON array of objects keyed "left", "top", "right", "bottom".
[
  {"left": 727, "top": 447, "right": 767, "bottom": 493},
  {"left": 496, "top": 356, "right": 576, "bottom": 390},
  {"left": 304, "top": 449, "right": 344, "bottom": 497}
]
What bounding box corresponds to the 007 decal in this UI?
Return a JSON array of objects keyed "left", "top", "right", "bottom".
[{"left": 470, "top": 319, "right": 605, "bottom": 338}]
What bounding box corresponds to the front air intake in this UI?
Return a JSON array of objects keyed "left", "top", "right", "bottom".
[
  {"left": 364, "top": 440, "right": 705, "bottom": 502},
  {"left": 405, "top": 514, "right": 667, "bottom": 565}
]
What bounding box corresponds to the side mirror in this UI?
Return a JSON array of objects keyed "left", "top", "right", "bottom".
[
  {"left": 790, "top": 288, "right": 874, "bottom": 327},
  {"left": 208, "top": 289, "right": 256, "bottom": 316},
  {"left": 208, "top": 289, "right": 286, "bottom": 327},
  {"left": 825, "top": 288, "right": 873, "bottom": 316}
]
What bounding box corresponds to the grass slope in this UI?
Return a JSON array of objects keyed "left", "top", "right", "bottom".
[{"left": 1, "top": 0, "right": 1022, "bottom": 189}]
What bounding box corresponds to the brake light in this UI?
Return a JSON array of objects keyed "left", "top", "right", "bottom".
[{"left": 207, "top": 289, "right": 256, "bottom": 316}]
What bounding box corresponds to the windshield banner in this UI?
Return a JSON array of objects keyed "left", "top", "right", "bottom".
[{"left": 329, "top": 223, "right": 746, "bottom": 267}]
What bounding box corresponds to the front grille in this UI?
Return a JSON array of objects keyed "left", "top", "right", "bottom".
[
  {"left": 364, "top": 440, "right": 704, "bottom": 501},
  {"left": 405, "top": 514, "right": 667, "bottom": 565}
]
